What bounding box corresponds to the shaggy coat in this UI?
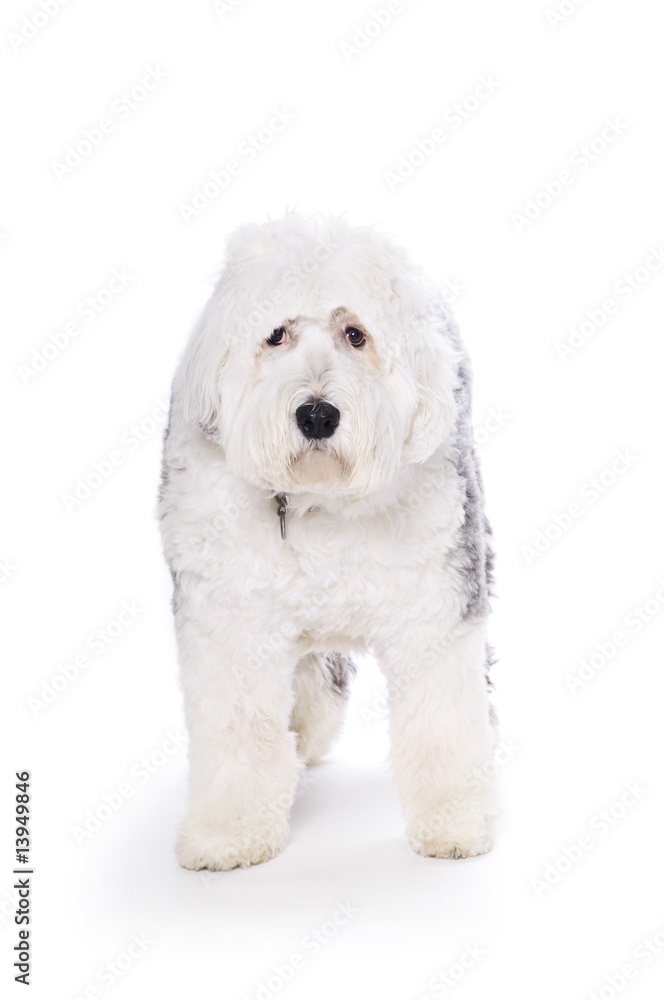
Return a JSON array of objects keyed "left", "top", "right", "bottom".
[{"left": 159, "top": 213, "right": 497, "bottom": 870}]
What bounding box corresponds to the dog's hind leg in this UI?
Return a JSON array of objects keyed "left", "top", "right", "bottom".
[{"left": 290, "top": 653, "right": 356, "bottom": 765}]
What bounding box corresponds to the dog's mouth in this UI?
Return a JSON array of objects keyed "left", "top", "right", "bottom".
[
  {"left": 288, "top": 443, "right": 346, "bottom": 491},
  {"left": 303, "top": 439, "right": 333, "bottom": 451}
]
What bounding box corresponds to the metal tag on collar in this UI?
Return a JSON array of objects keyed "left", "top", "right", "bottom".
[{"left": 275, "top": 493, "right": 288, "bottom": 540}]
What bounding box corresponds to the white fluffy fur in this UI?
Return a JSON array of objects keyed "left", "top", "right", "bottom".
[{"left": 159, "top": 213, "right": 498, "bottom": 870}]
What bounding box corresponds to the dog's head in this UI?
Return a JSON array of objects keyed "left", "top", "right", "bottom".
[{"left": 175, "top": 213, "right": 462, "bottom": 498}]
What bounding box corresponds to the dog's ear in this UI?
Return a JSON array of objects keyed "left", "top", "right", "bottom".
[
  {"left": 175, "top": 224, "right": 270, "bottom": 440},
  {"left": 404, "top": 293, "right": 462, "bottom": 464},
  {"left": 175, "top": 278, "right": 232, "bottom": 441}
]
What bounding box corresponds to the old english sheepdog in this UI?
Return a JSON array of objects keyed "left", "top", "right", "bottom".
[{"left": 159, "top": 212, "right": 498, "bottom": 870}]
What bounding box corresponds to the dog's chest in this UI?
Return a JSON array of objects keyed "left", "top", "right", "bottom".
[{"left": 272, "top": 501, "right": 454, "bottom": 645}]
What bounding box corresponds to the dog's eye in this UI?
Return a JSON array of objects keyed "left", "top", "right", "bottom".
[
  {"left": 267, "top": 326, "right": 289, "bottom": 346},
  {"left": 345, "top": 327, "right": 366, "bottom": 348}
]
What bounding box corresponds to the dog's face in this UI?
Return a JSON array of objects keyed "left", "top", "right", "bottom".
[{"left": 178, "top": 215, "right": 460, "bottom": 498}]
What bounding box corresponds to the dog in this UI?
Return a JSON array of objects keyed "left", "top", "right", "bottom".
[{"left": 158, "top": 212, "right": 498, "bottom": 870}]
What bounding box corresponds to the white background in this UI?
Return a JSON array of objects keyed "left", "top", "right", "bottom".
[{"left": 2, "top": 0, "right": 663, "bottom": 997}]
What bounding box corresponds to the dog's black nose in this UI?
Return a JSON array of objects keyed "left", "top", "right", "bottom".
[{"left": 296, "top": 400, "right": 340, "bottom": 440}]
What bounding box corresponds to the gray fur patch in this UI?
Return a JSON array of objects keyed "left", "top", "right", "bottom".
[
  {"left": 157, "top": 396, "right": 174, "bottom": 503},
  {"left": 198, "top": 418, "right": 219, "bottom": 442},
  {"left": 485, "top": 643, "right": 496, "bottom": 691},
  {"left": 170, "top": 567, "right": 181, "bottom": 615},
  {"left": 453, "top": 357, "right": 495, "bottom": 621},
  {"left": 485, "top": 644, "right": 498, "bottom": 727},
  {"left": 324, "top": 652, "right": 357, "bottom": 697}
]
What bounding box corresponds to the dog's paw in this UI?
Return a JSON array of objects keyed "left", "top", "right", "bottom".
[
  {"left": 406, "top": 790, "right": 498, "bottom": 860},
  {"left": 409, "top": 822, "right": 495, "bottom": 859},
  {"left": 176, "top": 820, "right": 288, "bottom": 871}
]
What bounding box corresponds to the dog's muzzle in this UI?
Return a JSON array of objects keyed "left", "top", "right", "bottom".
[{"left": 295, "top": 399, "right": 340, "bottom": 440}]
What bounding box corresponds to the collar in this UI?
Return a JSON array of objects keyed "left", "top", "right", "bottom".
[{"left": 274, "top": 493, "right": 288, "bottom": 539}]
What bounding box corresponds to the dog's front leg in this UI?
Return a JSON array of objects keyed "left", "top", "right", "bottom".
[
  {"left": 174, "top": 591, "right": 302, "bottom": 871},
  {"left": 380, "top": 619, "right": 499, "bottom": 859}
]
